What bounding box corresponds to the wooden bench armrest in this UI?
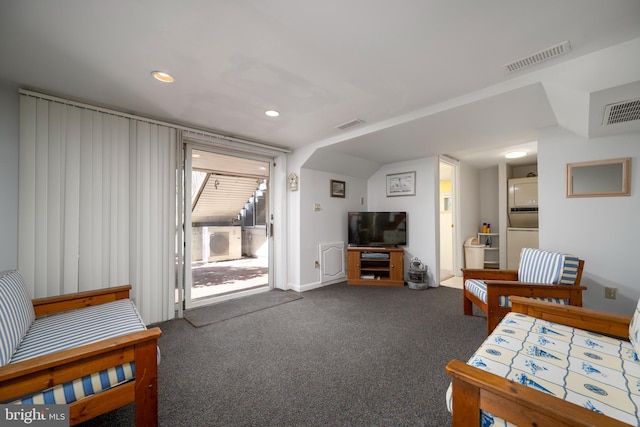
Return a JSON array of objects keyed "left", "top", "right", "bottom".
[
  {"left": 446, "top": 359, "right": 629, "bottom": 427},
  {"left": 32, "top": 285, "right": 132, "bottom": 316},
  {"left": 462, "top": 269, "right": 519, "bottom": 282},
  {"left": 484, "top": 280, "right": 584, "bottom": 289},
  {"left": 509, "top": 296, "right": 631, "bottom": 338},
  {"left": 0, "top": 327, "right": 161, "bottom": 401}
]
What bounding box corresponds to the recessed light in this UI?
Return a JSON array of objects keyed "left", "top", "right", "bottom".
[
  {"left": 151, "top": 71, "right": 174, "bottom": 83},
  {"left": 505, "top": 151, "right": 527, "bottom": 159},
  {"left": 265, "top": 110, "right": 280, "bottom": 117}
]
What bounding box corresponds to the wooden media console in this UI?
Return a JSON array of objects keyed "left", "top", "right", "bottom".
[{"left": 347, "top": 247, "right": 404, "bottom": 286}]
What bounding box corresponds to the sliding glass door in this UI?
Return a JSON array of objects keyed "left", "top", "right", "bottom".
[{"left": 183, "top": 144, "right": 273, "bottom": 309}]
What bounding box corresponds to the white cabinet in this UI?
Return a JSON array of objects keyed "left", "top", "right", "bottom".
[
  {"left": 507, "top": 228, "right": 539, "bottom": 270},
  {"left": 477, "top": 233, "right": 499, "bottom": 269}
]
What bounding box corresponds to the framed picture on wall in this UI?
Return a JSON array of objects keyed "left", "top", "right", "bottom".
[
  {"left": 386, "top": 171, "right": 416, "bottom": 197},
  {"left": 331, "top": 180, "right": 345, "bottom": 198}
]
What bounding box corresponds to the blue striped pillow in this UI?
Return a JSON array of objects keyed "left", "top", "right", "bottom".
[
  {"left": 558, "top": 256, "right": 580, "bottom": 285},
  {"left": 630, "top": 298, "right": 640, "bottom": 356},
  {"left": 518, "top": 248, "right": 580, "bottom": 285},
  {"left": 518, "top": 248, "right": 563, "bottom": 284},
  {"left": 0, "top": 271, "right": 35, "bottom": 366}
]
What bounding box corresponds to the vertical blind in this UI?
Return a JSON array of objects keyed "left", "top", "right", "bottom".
[{"left": 18, "top": 94, "right": 177, "bottom": 324}]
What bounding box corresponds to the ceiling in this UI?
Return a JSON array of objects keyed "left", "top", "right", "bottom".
[{"left": 1, "top": 1, "right": 639, "bottom": 172}]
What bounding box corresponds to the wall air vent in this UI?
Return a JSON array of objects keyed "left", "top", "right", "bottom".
[
  {"left": 336, "top": 119, "right": 365, "bottom": 130},
  {"left": 603, "top": 98, "right": 640, "bottom": 125},
  {"left": 504, "top": 41, "right": 571, "bottom": 73}
]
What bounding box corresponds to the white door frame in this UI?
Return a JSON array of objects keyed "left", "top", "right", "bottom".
[
  {"left": 182, "top": 143, "right": 275, "bottom": 309},
  {"left": 438, "top": 156, "right": 461, "bottom": 281}
]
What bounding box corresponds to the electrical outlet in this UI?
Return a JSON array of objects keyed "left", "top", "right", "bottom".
[{"left": 605, "top": 286, "right": 617, "bottom": 300}]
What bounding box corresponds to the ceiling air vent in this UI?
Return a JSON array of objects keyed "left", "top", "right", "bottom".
[
  {"left": 504, "top": 41, "right": 571, "bottom": 73},
  {"left": 336, "top": 119, "right": 365, "bottom": 130},
  {"left": 603, "top": 98, "right": 640, "bottom": 125}
]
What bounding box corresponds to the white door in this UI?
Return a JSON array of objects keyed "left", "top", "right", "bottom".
[
  {"left": 439, "top": 158, "right": 459, "bottom": 283},
  {"left": 183, "top": 144, "right": 273, "bottom": 309}
]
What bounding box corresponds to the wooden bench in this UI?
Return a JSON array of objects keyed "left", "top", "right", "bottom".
[
  {"left": 447, "top": 296, "right": 633, "bottom": 426},
  {"left": 0, "top": 271, "right": 161, "bottom": 426}
]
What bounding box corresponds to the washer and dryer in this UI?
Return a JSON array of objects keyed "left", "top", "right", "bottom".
[{"left": 507, "top": 177, "right": 539, "bottom": 269}]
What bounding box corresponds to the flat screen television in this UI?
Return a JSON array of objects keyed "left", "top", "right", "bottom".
[{"left": 348, "top": 211, "right": 407, "bottom": 247}]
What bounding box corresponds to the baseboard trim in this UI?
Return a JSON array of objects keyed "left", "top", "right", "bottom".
[{"left": 290, "top": 279, "right": 345, "bottom": 293}]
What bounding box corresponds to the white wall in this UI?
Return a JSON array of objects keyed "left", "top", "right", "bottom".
[
  {"left": 511, "top": 164, "right": 538, "bottom": 178},
  {"left": 293, "top": 156, "right": 484, "bottom": 287},
  {"left": 290, "top": 155, "right": 484, "bottom": 289},
  {"left": 479, "top": 167, "right": 500, "bottom": 233},
  {"left": 367, "top": 157, "right": 438, "bottom": 286},
  {"left": 538, "top": 126, "right": 640, "bottom": 314},
  {"left": 0, "top": 82, "right": 19, "bottom": 271},
  {"left": 458, "top": 162, "right": 481, "bottom": 271},
  {"left": 295, "top": 168, "right": 367, "bottom": 291}
]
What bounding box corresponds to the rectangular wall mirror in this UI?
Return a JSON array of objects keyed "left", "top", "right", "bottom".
[{"left": 566, "top": 157, "right": 631, "bottom": 197}]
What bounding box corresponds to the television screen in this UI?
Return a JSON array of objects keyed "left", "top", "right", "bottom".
[{"left": 348, "top": 212, "right": 407, "bottom": 247}]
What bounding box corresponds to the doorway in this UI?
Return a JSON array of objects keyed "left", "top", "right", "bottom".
[
  {"left": 184, "top": 146, "right": 273, "bottom": 309},
  {"left": 439, "top": 158, "right": 459, "bottom": 286}
]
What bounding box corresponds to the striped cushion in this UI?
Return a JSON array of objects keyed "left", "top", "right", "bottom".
[
  {"left": 11, "top": 298, "right": 146, "bottom": 363},
  {"left": 9, "top": 363, "right": 135, "bottom": 405},
  {"left": 7, "top": 349, "right": 161, "bottom": 405},
  {"left": 629, "top": 298, "right": 640, "bottom": 355},
  {"left": 465, "top": 279, "right": 568, "bottom": 307},
  {"left": 465, "top": 279, "right": 487, "bottom": 303},
  {"left": 5, "top": 298, "right": 151, "bottom": 406},
  {"left": 0, "top": 271, "right": 35, "bottom": 366},
  {"left": 518, "top": 248, "right": 580, "bottom": 285},
  {"left": 527, "top": 296, "right": 569, "bottom": 305}
]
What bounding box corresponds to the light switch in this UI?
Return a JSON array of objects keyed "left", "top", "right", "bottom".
[{"left": 314, "top": 203, "right": 321, "bottom": 211}]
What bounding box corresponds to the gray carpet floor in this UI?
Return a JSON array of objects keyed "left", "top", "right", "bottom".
[
  {"left": 184, "top": 290, "right": 303, "bottom": 327},
  {"left": 80, "top": 282, "right": 487, "bottom": 427}
]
